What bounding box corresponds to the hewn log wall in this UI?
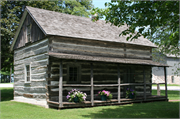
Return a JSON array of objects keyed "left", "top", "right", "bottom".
[
  {"left": 47, "top": 57, "right": 152, "bottom": 102},
  {"left": 49, "top": 36, "right": 152, "bottom": 60},
  {"left": 14, "top": 38, "right": 49, "bottom": 99}
]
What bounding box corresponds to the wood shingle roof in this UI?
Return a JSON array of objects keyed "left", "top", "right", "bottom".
[{"left": 25, "top": 6, "right": 156, "bottom": 48}]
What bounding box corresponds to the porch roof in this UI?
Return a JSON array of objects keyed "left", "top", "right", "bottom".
[{"left": 48, "top": 52, "right": 169, "bottom": 67}]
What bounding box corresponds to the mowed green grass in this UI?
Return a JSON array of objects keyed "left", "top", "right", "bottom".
[
  {"left": 152, "top": 90, "right": 180, "bottom": 100},
  {"left": 0, "top": 88, "right": 179, "bottom": 118}
]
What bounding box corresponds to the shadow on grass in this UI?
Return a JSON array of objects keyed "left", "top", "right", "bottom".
[
  {"left": 81, "top": 101, "right": 179, "bottom": 118},
  {"left": 0, "top": 88, "right": 13, "bottom": 101}
]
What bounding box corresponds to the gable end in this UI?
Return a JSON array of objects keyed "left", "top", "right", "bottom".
[{"left": 11, "top": 10, "right": 46, "bottom": 51}]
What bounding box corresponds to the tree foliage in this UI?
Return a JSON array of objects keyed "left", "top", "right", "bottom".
[
  {"left": 0, "top": 0, "right": 93, "bottom": 73},
  {"left": 92, "top": 1, "right": 179, "bottom": 56},
  {"left": 59, "top": 0, "right": 93, "bottom": 17}
]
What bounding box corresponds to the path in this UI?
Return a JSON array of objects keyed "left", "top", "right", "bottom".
[
  {"left": 152, "top": 86, "right": 180, "bottom": 91},
  {"left": 0, "top": 83, "right": 13, "bottom": 87}
]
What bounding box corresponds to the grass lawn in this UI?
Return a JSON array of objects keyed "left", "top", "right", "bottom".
[
  {"left": 0, "top": 83, "right": 14, "bottom": 84},
  {"left": 0, "top": 87, "right": 179, "bottom": 118},
  {"left": 152, "top": 84, "right": 180, "bottom": 87},
  {"left": 152, "top": 90, "right": 180, "bottom": 100}
]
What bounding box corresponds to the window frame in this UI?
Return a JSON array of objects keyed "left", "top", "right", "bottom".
[
  {"left": 26, "top": 24, "right": 31, "bottom": 43},
  {"left": 67, "top": 64, "right": 81, "bottom": 83},
  {"left": 24, "top": 63, "right": 31, "bottom": 83}
]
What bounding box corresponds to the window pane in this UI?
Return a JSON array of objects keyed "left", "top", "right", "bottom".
[
  {"left": 69, "top": 67, "right": 73, "bottom": 73},
  {"left": 26, "top": 65, "right": 29, "bottom": 71},
  {"left": 27, "top": 77, "right": 30, "bottom": 82},
  {"left": 27, "top": 72, "right": 30, "bottom": 76},
  {"left": 69, "top": 76, "right": 73, "bottom": 81},
  {"left": 27, "top": 35, "right": 30, "bottom": 42},
  {"left": 69, "top": 66, "right": 78, "bottom": 81},
  {"left": 74, "top": 67, "right": 77, "bottom": 72},
  {"left": 27, "top": 25, "right": 30, "bottom": 34},
  {"left": 26, "top": 65, "right": 30, "bottom": 82}
]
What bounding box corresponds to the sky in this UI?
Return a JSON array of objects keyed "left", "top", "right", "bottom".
[
  {"left": 92, "top": 0, "right": 111, "bottom": 8},
  {"left": 92, "top": 0, "right": 111, "bottom": 20}
]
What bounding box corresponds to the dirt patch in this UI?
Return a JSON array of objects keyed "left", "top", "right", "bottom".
[{"left": 169, "top": 100, "right": 180, "bottom": 102}]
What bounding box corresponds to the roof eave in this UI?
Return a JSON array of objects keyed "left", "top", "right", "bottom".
[
  {"left": 26, "top": 6, "right": 47, "bottom": 36},
  {"left": 10, "top": 7, "right": 47, "bottom": 51},
  {"left": 10, "top": 10, "right": 28, "bottom": 51}
]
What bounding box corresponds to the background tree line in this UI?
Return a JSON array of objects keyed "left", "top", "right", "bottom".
[{"left": 0, "top": 0, "right": 93, "bottom": 75}]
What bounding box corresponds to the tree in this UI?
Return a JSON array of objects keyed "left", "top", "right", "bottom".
[
  {"left": 92, "top": 1, "right": 179, "bottom": 56},
  {"left": 0, "top": 0, "right": 93, "bottom": 74},
  {"left": 59, "top": 0, "right": 93, "bottom": 17}
]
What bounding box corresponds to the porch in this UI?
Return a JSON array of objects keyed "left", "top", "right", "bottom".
[
  {"left": 47, "top": 95, "right": 167, "bottom": 109},
  {"left": 46, "top": 55, "right": 168, "bottom": 109}
]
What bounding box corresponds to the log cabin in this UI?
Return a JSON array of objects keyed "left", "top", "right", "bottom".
[{"left": 10, "top": 6, "right": 169, "bottom": 109}]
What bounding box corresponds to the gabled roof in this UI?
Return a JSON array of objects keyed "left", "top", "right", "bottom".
[{"left": 11, "top": 6, "right": 157, "bottom": 51}]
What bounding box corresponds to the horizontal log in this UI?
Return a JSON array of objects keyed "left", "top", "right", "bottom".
[
  {"left": 15, "top": 46, "right": 48, "bottom": 61},
  {"left": 14, "top": 39, "right": 48, "bottom": 59},
  {"left": 81, "top": 80, "right": 118, "bottom": 83},
  {"left": 31, "top": 60, "right": 48, "bottom": 68},
  {"left": 31, "top": 81, "right": 47, "bottom": 87},
  {"left": 14, "top": 91, "right": 46, "bottom": 99},
  {"left": 14, "top": 53, "right": 48, "bottom": 65},
  {"left": 51, "top": 36, "right": 125, "bottom": 49},
  {"left": 14, "top": 70, "right": 24, "bottom": 75},
  {"left": 14, "top": 86, "right": 47, "bottom": 93},
  {"left": 14, "top": 78, "right": 24, "bottom": 82},
  {"left": 94, "top": 84, "right": 118, "bottom": 87},
  {"left": 31, "top": 73, "right": 47, "bottom": 79},
  {"left": 120, "top": 83, "right": 144, "bottom": 86},
  {"left": 14, "top": 64, "right": 24, "bottom": 70},
  {"left": 47, "top": 100, "right": 59, "bottom": 105},
  {"left": 63, "top": 84, "right": 91, "bottom": 87},
  {"left": 14, "top": 39, "right": 48, "bottom": 55},
  {"left": 31, "top": 67, "right": 47, "bottom": 74},
  {"left": 126, "top": 48, "right": 150, "bottom": 54},
  {"left": 14, "top": 75, "right": 24, "bottom": 79},
  {"left": 50, "top": 42, "right": 125, "bottom": 57}
]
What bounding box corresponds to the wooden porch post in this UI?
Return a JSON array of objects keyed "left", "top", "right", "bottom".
[
  {"left": 164, "top": 67, "right": 168, "bottom": 100},
  {"left": 143, "top": 66, "right": 146, "bottom": 101},
  {"left": 157, "top": 83, "right": 161, "bottom": 96},
  {"left": 91, "top": 63, "right": 94, "bottom": 106},
  {"left": 118, "top": 64, "right": 121, "bottom": 103},
  {"left": 59, "top": 61, "right": 63, "bottom": 108}
]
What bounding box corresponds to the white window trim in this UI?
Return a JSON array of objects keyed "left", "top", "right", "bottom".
[{"left": 24, "top": 63, "right": 31, "bottom": 83}]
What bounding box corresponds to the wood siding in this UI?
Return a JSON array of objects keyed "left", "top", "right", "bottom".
[
  {"left": 14, "top": 13, "right": 45, "bottom": 50},
  {"left": 49, "top": 36, "right": 152, "bottom": 60},
  {"left": 14, "top": 38, "right": 49, "bottom": 99}
]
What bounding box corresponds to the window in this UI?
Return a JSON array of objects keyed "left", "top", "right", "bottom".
[
  {"left": 27, "top": 25, "right": 31, "bottom": 42},
  {"left": 25, "top": 64, "right": 31, "bottom": 82},
  {"left": 171, "top": 76, "right": 174, "bottom": 83},
  {"left": 67, "top": 65, "right": 81, "bottom": 83},
  {"left": 69, "top": 67, "right": 78, "bottom": 81}
]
